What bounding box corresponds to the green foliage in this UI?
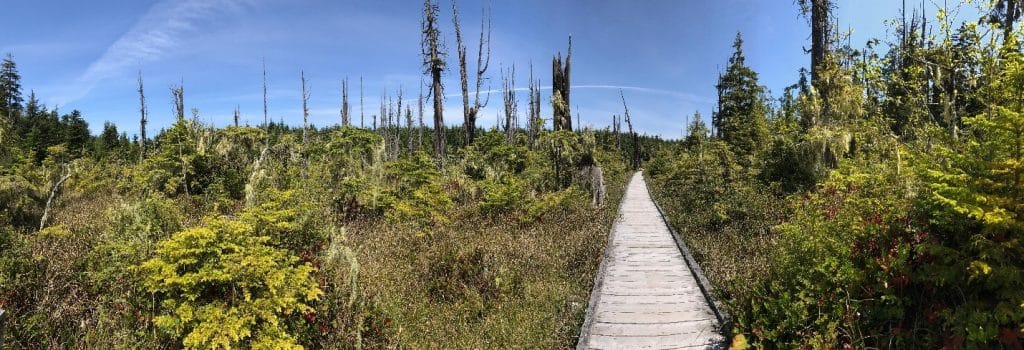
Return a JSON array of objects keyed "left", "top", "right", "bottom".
[
  {"left": 137, "top": 119, "right": 213, "bottom": 196},
  {"left": 86, "top": 195, "right": 184, "bottom": 347},
  {"left": 478, "top": 176, "right": 531, "bottom": 218},
  {"left": 714, "top": 33, "right": 769, "bottom": 162},
  {"left": 916, "top": 39, "right": 1024, "bottom": 346},
  {"left": 736, "top": 158, "right": 921, "bottom": 347},
  {"left": 462, "top": 131, "right": 530, "bottom": 180},
  {"left": 140, "top": 213, "right": 321, "bottom": 349}
]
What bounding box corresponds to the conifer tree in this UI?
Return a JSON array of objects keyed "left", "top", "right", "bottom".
[
  {"left": 0, "top": 53, "right": 23, "bottom": 121},
  {"left": 713, "top": 33, "right": 769, "bottom": 160}
]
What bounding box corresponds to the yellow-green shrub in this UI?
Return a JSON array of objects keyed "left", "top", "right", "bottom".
[{"left": 140, "top": 214, "right": 321, "bottom": 349}]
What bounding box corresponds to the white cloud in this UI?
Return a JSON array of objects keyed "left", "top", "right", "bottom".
[{"left": 53, "top": 0, "right": 254, "bottom": 105}]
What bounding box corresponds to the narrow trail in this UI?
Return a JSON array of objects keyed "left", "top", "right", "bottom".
[{"left": 577, "top": 172, "right": 725, "bottom": 349}]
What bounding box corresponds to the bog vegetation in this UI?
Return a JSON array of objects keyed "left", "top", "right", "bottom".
[
  {"left": 0, "top": 0, "right": 649, "bottom": 348},
  {"left": 2, "top": 0, "right": 1023, "bottom": 349},
  {"left": 647, "top": 0, "right": 1024, "bottom": 348}
]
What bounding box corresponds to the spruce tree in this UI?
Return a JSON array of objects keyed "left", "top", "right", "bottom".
[
  {"left": 713, "top": 33, "right": 769, "bottom": 161},
  {"left": 0, "top": 53, "right": 23, "bottom": 119}
]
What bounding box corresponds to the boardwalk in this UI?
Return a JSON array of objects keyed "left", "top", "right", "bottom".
[{"left": 578, "top": 172, "right": 725, "bottom": 349}]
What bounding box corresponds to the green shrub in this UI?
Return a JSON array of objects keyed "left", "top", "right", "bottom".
[
  {"left": 140, "top": 214, "right": 322, "bottom": 349},
  {"left": 388, "top": 180, "right": 453, "bottom": 229},
  {"left": 478, "top": 176, "right": 532, "bottom": 218},
  {"left": 735, "top": 158, "right": 920, "bottom": 348}
]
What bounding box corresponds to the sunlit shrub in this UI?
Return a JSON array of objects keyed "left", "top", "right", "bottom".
[{"left": 140, "top": 214, "right": 321, "bottom": 349}]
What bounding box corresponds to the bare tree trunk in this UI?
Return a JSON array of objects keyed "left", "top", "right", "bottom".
[
  {"left": 422, "top": 0, "right": 446, "bottom": 161},
  {"left": 233, "top": 105, "right": 240, "bottom": 127},
  {"left": 262, "top": 58, "right": 269, "bottom": 131},
  {"left": 528, "top": 63, "right": 537, "bottom": 147},
  {"left": 621, "top": 90, "right": 639, "bottom": 170},
  {"left": 39, "top": 163, "right": 72, "bottom": 231},
  {"left": 453, "top": 0, "right": 472, "bottom": 144},
  {"left": 171, "top": 81, "right": 185, "bottom": 122},
  {"left": 301, "top": 71, "right": 310, "bottom": 179},
  {"left": 472, "top": 6, "right": 492, "bottom": 143},
  {"left": 502, "top": 65, "right": 517, "bottom": 141},
  {"left": 137, "top": 71, "right": 147, "bottom": 161},
  {"left": 406, "top": 106, "right": 414, "bottom": 152},
  {"left": 418, "top": 80, "right": 425, "bottom": 151},
  {"left": 341, "top": 77, "right": 350, "bottom": 127}
]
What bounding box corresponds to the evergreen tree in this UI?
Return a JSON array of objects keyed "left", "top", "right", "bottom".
[
  {"left": 682, "top": 112, "right": 709, "bottom": 151},
  {"left": 924, "top": 37, "right": 1024, "bottom": 345},
  {"left": 0, "top": 53, "right": 23, "bottom": 119},
  {"left": 100, "top": 121, "right": 119, "bottom": 152},
  {"left": 713, "top": 33, "right": 769, "bottom": 162},
  {"left": 60, "top": 110, "right": 90, "bottom": 156}
]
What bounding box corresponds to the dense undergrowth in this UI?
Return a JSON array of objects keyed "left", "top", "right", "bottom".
[
  {"left": 0, "top": 92, "right": 631, "bottom": 349},
  {"left": 648, "top": 7, "right": 1024, "bottom": 349}
]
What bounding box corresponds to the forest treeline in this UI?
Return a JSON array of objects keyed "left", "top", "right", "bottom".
[{"left": 647, "top": 0, "right": 1024, "bottom": 348}]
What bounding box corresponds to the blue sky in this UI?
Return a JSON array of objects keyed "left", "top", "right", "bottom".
[{"left": 0, "top": 0, "right": 979, "bottom": 138}]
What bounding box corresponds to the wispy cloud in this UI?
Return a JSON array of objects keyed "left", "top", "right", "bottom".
[{"left": 54, "top": 0, "right": 254, "bottom": 105}]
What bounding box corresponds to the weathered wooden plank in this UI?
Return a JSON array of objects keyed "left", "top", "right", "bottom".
[{"left": 578, "top": 172, "right": 724, "bottom": 349}]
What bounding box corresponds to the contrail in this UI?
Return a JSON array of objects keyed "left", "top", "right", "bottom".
[{"left": 53, "top": 0, "right": 254, "bottom": 105}]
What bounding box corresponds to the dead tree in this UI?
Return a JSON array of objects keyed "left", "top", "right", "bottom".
[
  {"left": 501, "top": 65, "right": 517, "bottom": 141},
  {"left": 406, "top": 106, "right": 414, "bottom": 152},
  {"left": 170, "top": 84, "right": 189, "bottom": 195},
  {"left": 262, "top": 58, "right": 269, "bottom": 131},
  {"left": 527, "top": 63, "right": 538, "bottom": 147},
  {"left": 418, "top": 79, "right": 425, "bottom": 151},
  {"left": 552, "top": 35, "right": 572, "bottom": 131},
  {"left": 453, "top": 1, "right": 492, "bottom": 145},
  {"left": 612, "top": 114, "right": 622, "bottom": 151},
  {"left": 171, "top": 82, "right": 185, "bottom": 122},
  {"left": 360, "top": 76, "right": 365, "bottom": 128},
  {"left": 620, "top": 90, "right": 640, "bottom": 170},
  {"left": 340, "top": 78, "right": 350, "bottom": 127},
  {"left": 422, "top": 0, "right": 446, "bottom": 160},
  {"left": 137, "top": 70, "right": 147, "bottom": 160},
  {"left": 301, "top": 71, "right": 310, "bottom": 179},
  {"left": 39, "top": 162, "right": 73, "bottom": 230},
  {"left": 394, "top": 87, "right": 404, "bottom": 159},
  {"left": 233, "top": 105, "right": 240, "bottom": 127}
]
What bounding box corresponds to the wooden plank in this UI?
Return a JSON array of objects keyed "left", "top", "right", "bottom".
[{"left": 578, "top": 172, "right": 724, "bottom": 349}]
